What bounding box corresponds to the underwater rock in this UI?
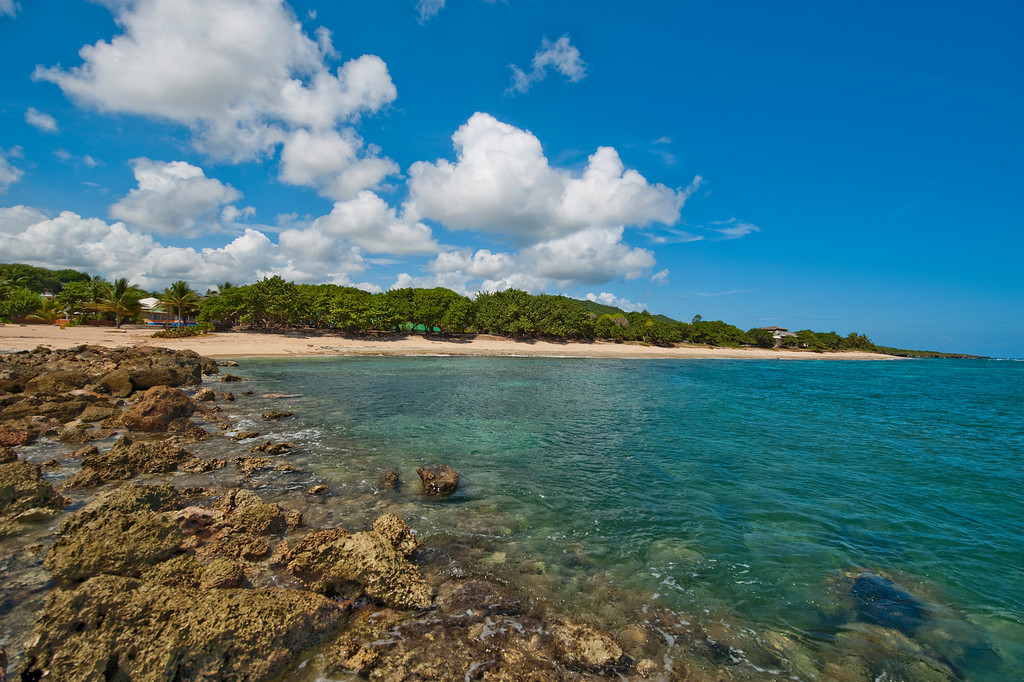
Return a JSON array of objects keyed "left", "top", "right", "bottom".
[
  {"left": 546, "top": 615, "right": 625, "bottom": 670},
  {"left": 121, "top": 385, "right": 196, "bottom": 432},
  {"left": 379, "top": 467, "right": 400, "bottom": 490},
  {"left": 307, "top": 484, "right": 329, "bottom": 496},
  {"left": 230, "top": 430, "right": 260, "bottom": 441},
  {"left": 285, "top": 521, "right": 432, "bottom": 609},
  {"left": 248, "top": 440, "right": 294, "bottom": 455},
  {"left": 234, "top": 455, "right": 296, "bottom": 475},
  {"left": 19, "top": 574, "right": 345, "bottom": 682},
  {"left": 848, "top": 570, "right": 928, "bottom": 636},
  {"left": 165, "top": 417, "right": 211, "bottom": 442},
  {"left": 44, "top": 483, "right": 184, "bottom": 584},
  {"left": 221, "top": 374, "right": 246, "bottom": 382},
  {"left": 219, "top": 360, "right": 239, "bottom": 367},
  {"left": 416, "top": 463, "right": 459, "bottom": 496},
  {"left": 0, "top": 460, "right": 66, "bottom": 535}
]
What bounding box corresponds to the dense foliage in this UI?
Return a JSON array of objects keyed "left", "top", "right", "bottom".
[{"left": 1, "top": 263, "right": 882, "bottom": 352}]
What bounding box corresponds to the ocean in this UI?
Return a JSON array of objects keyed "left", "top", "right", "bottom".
[{"left": 229, "top": 355, "right": 1024, "bottom": 680}]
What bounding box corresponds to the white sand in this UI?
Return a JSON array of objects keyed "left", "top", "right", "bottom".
[{"left": 0, "top": 323, "right": 897, "bottom": 360}]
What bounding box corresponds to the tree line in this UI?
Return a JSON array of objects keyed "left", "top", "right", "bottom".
[{"left": 0, "top": 264, "right": 879, "bottom": 352}]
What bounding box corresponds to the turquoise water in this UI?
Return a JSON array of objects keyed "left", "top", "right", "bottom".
[{"left": 236, "top": 356, "right": 1024, "bottom": 679}]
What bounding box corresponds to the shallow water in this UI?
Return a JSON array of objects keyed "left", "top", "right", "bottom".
[{"left": 225, "top": 355, "right": 1023, "bottom": 680}]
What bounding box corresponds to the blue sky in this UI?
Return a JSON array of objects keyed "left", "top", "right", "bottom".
[{"left": 1, "top": 1, "right": 1021, "bottom": 357}]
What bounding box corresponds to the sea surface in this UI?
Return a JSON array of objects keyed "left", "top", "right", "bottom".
[{"left": 225, "top": 355, "right": 1023, "bottom": 680}]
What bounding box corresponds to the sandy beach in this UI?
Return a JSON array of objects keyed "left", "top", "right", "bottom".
[{"left": 0, "top": 323, "right": 895, "bottom": 360}]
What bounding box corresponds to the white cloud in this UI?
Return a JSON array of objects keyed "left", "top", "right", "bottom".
[
  {"left": 0, "top": 205, "right": 371, "bottom": 290},
  {"left": 0, "top": 0, "right": 18, "bottom": 17},
  {"left": 416, "top": 0, "right": 445, "bottom": 24},
  {"left": 35, "top": 0, "right": 396, "bottom": 162},
  {"left": 586, "top": 292, "right": 647, "bottom": 312},
  {"left": 309, "top": 190, "right": 438, "bottom": 255},
  {"left": 507, "top": 35, "right": 586, "bottom": 95},
  {"left": 108, "top": 158, "right": 244, "bottom": 237},
  {"left": 278, "top": 128, "right": 398, "bottom": 200},
  {"left": 25, "top": 108, "right": 58, "bottom": 133},
  {"left": 0, "top": 148, "right": 25, "bottom": 193},
  {"left": 525, "top": 226, "right": 656, "bottom": 284},
  {"left": 408, "top": 113, "right": 687, "bottom": 246},
  {"left": 712, "top": 219, "right": 760, "bottom": 239},
  {"left": 650, "top": 268, "right": 670, "bottom": 285}
]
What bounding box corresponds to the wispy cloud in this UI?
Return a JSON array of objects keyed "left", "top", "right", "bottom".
[
  {"left": 710, "top": 218, "right": 760, "bottom": 239},
  {"left": 26, "top": 108, "right": 58, "bottom": 133},
  {"left": 0, "top": 0, "right": 19, "bottom": 18},
  {"left": 694, "top": 289, "right": 748, "bottom": 298},
  {"left": 507, "top": 35, "right": 586, "bottom": 95},
  {"left": 416, "top": 0, "right": 445, "bottom": 24}
]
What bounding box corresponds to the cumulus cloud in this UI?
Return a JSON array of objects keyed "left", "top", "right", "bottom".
[
  {"left": 108, "top": 159, "right": 245, "bottom": 237},
  {"left": 35, "top": 0, "right": 396, "bottom": 162},
  {"left": 278, "top": 128, "right": 398, "bottom": 200},
  {"left": 309, "top": 190, "right": 438, "bottom": 255},
  {"left": 416, "top": 0, "right": 445, "bottom": 24},
  {"left": 586, "top": 292, "right": 647, "bottom": 312},
  {"left": 507, "top": 35, "right": 586, "bottom": 95},
  {"left": 0, "top": 148, "right": 25, "bottom": 193},
  {"left": 408, "top": 113, "right": 687, "bottom": 246},
  {"left": 25, "top": 108, "right": 58, "bottom": 133},
  {"left": 650, "top": 268, "right": 669, "bottom": 285},
  {"left": 0, "top": 205, "right": 371, "bottom": 291}
]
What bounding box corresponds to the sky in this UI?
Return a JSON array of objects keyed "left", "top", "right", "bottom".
[{"left": 1, "top": 0, "right": 1021, "bottom": 358}]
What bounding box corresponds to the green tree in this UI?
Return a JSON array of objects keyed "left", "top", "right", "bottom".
[
  {"left": 56, "top": 281, "right": 92, "bottom": 322},
  {"left": 100, "top": 278, "right": 145, "bottom": 327},
  {"left": 0, "top": 287, "right": 42, "bottom": 320},
  {"left": 747, "top": 328, "right": 777, "bottom": 348},
  {"left": 198, "top": 285, "right": 248, "bottom": 327},
  {"left": 27, "top": 298, "right": 63, "bottom": 324},
  {"left": 157, "top": 280, "right": 202, "bottom": 325}
]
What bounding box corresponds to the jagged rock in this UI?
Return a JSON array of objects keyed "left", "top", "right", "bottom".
[
  {"left": 41, "top": 458, "right": 61, "bottom": 468},
  {"left": 66, "top": 436, "right": 193, "bottom": 486},
  {"left": 0, "top": 446, "right": 15, "bottom": 463},
  {"left": 44, "top": 484, "right": 183, "bottom": 584},
  {"left": 218, "top": 360, "right": 239, "bottom": 367},
  {"left": 116, "top": 346, "right": 209, "bottom": 389},
  {"left": 216, "top": 489, "right": 288, "bottom": 536},
  {"left": 379, "top": 467, "right": 400, "bottom": 490},
  {"left": 546, "top": 615, "right": 624, "bottom": 670},
  {"left": 262, "top": 410, "right": 294, "bottom": 420},
  {"left": 222, "top": 374, "right": 246, "bottom": 382},
  {"left": 142, "top": 553, "right": 203, "bottom": 588},
  {"left": 285, "top": 520, "right": 432, "bottom": 609},
  {"left": 248, "top": 440, "right": 294, "bottom": 455},
  {"left": 78, "top": 402, "right": 122, "bottom": 422},
  {"left": 166, "top": 417, "right": 211, "bottom": 442},
  {"left": 2, "top": 396, "right": 89, "bottom": 424},
  {"left": 199, "top": 556, "right": 247, "bottom": 589},
  {"left": 195, "top": 387, "right": 216, "bottom": 402},
  {"left": 57, "top": 422, "right": 116, "bottom": 444},
  {"left": 0, "top": 427, "right": 36, "bottom": 447},
  {"left": 121, "top": 385, "right": 196, "bottom": 432},
  {"left": 178, "top": 457, "right": 228, "bottom": 473},
  {"left": 307, "top": 484, "right": 329, "bottom": 496},
  {"left": 19, "top": 574, "right": 345, "bottom": 681},
  {"left": 0, "top": 460, "right": 66, "bottom": 534},
  {"left": 66, "top": 444, "right": 99, "bottom": 459},
  {"left": 223, "top": 391, "right": 235, "bottom": 401},
  {"left": 96, "top": 367, "right": 134, "bottom": 397},
  {"left": 416, "top": 464, "right": 459, "bottom": 496},
  {"left": 234, "top": 456, "right": 296, "bottom": 475},
  {"left": 23, "top": 369, "right": 91, "bottom": 396},
  {"left": 372, "top": 513, "right": 418, "bottom": 558},
  {"left": 231, "top": 430, "right": 260, "bottom": 441}
]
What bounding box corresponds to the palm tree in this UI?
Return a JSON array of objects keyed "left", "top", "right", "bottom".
[
  {"left": 27, "top": 298, "right": 63, "bottom": 324},
  {"left": 158, "top": 280, "right": 201, "bottom": 326},
  {"left": 100, "top": 278, "right": 144, "bottom": 328}
]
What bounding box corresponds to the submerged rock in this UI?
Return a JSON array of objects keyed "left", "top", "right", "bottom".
[
  {"left": 0, "top": 460, "right": 66, "bottom": 536},
  {"left": 121, "top": 385, "right": 196, "bottom": 432},
  {"left": 416, "top": 464, "right": 459, "bottom": 496},
  {"left": 546, "top": 615, "right": 625, "bottom": 670},
  {"left": 849, "top": 571, "right": 928, "bottom": 636},
  {"left": 20, "top": 574, "right": 346, "bottom": 682},
  {"left": 379, "top": 467, "right": 400, "bottom": 490}
]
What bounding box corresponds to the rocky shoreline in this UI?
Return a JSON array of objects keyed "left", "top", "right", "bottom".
[
  {"left": 0, "top": 345, "right": 988, "bottom": 681},
  {"left": 0, "top": 345, "right": 671, "bottom": 681}
]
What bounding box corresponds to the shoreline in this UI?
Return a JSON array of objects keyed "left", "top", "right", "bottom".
[{"left": 0, "top": 323, "right": 898, "bottom": 360}]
